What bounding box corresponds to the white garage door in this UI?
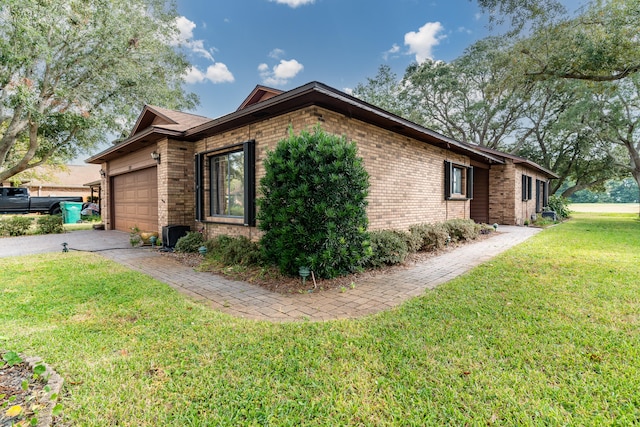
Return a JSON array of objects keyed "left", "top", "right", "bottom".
[{"left": 112, "top": 167, "right": 158, "bottom": 233}]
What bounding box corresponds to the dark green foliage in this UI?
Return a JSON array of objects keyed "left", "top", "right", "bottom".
[
  {"left": 366, "top": 230, "right": 409, "bottom": 268},
  {"left": 258, "top": 127, "right": 370, "bottom": 278},
  {"left": 36, "top": 215, "right": 64, "bottom": 234},
  {"left": 409, "top": 223, "right": 451, "bottom": 251},
  {"left": 547, "top": 194, "right": 571, "bottom": 219},
  {"left": 397, "top": 229, "right": 422, "bottom": 253},
  {"left": 443, "top": 219, "right": 480, "bottom": 242},
  {"left": 204, "top": 235, "right": 263, "bottom": 266},
  {"left": 174, "top": 231, "right": 205, "bottom": 253},
  {"left": 0, "top": 216, "right": 33, "bottom": 236}
]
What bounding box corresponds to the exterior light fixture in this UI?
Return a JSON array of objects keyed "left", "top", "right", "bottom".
[
  {"left": 151, "top": 151, "right": 161, "bottom": 164},
  {"left": 299, "top": 266, "right": 311, "bottom": 285},
  {"left": 99, "top": 169, "right": 106, "bottom": 178}
]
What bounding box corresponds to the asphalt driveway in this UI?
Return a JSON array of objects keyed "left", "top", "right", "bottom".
[{"left": 0, "top": 229, "right": 131, "bottom": 258}]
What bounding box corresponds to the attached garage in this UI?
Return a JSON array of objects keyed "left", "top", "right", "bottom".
[{"left": 112, "top": 167, "right": 158, "bottom": 232}]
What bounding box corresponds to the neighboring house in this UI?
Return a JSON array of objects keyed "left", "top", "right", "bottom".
[
  {"left": 1, "top": 164, "right": 101, "bottom": 201},
  {"left": 86, "top": 82, "right": 557, "bottom": 236}
]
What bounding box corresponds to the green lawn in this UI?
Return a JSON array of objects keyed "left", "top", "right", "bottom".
[{"left": 1, "top": 213, "right": 639, "bottom": 426}]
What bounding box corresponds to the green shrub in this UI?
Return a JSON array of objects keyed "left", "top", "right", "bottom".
[
  {"left": 258, "top": 127, "right": 370, "bottom": 278},
  {"left": 0, "top": 216, "right": 33, "bottom": 236},
  {"left": 443, "top": 219, "right": 480, "bottom": 242},
  {"left": 204, "top": 235, "right": 263, "bottom": 266},
  {"left": 36, "top": 215, "right": 64, "bottom": 235},
  {"left": 547, "top": 194, "right": 571, "bottom": 219},
  {"left": 408, "top": 223, "right": 450, "bottom": 251},
  {"left": 402, "top": 229, "right": 423, "bottom": 253},
  {"left": 366, "top": 230, "right": 409, "bottom": 268},
  {"left": 174, "top": 231, "right": 205, "bottom": 253}
]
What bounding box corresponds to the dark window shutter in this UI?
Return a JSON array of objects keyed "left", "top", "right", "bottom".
[
  {"left": 243, "top": 140, "right": 256, "bottom": 226},
  {"left": 543, "top": 181, "right": 549, "bottom": 207},
  {"left": 528, "top": 177, "right": 533, "bottom": 200},
  {"left": 444, "top": 161, "right": 451, "bottom": 200},
  {"left": 195, "top": 154, "right": 203, "bottom": 221},
  {"left": 466, "top": 166, "right": 474, "bottom": 200},
  {"left": 522, "top": 175, "right": 527, "bottom": 201},
  {"left": 535, "top": 179, "right": 542, "bottom": 212}
]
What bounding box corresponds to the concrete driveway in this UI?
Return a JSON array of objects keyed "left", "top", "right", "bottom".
[{"left": 0, "top": 229, "right": 131, "bottom": 258}]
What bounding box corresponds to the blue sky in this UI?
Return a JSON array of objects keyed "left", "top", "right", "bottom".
[{"left": 174, "top": 0, "right": 495, "bottom": 119}]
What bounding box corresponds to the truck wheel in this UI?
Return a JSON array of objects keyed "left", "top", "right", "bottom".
[{"left": 50, "top": 205, "right": 62, "bottom": 215}]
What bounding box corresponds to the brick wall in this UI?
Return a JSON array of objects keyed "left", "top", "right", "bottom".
[
  {"left": 157, "top": 138, "right": 196, "bottom": 231},
  {"left": 489, "top": 161, "right": 550, "bottom": 225},
  {"left": 195, "top": 106, "right": 472, "bottom": 238}
]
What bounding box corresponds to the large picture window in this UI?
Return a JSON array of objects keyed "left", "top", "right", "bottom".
[
  {"left": 444, "top": 161, "right": 473, "bottom": 200},
  {"left": 195, "top": 140, "right": 255, "bottom": 226},
  {"left": 211, "top": 151, "right": 245, "bottom": 217}
]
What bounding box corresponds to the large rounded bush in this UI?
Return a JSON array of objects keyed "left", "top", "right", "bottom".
[{"left": 258, "top": 127, "right": 370, "bottom": 278}]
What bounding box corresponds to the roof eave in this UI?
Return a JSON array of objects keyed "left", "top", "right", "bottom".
[
  {"left": 185, "top": 82, "right": 504, "bottom": 165},
  {"left": 85, "top": 127, "right": 184, "bottom": 164}
]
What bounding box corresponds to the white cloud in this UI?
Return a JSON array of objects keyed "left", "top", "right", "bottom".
[
  {"left": 269, "top": 48, "right": 286, "bottom": 59},
  {"left": 457, "top": 26, "right": 472, "bottom": 34},
  {"left": 269, "top": 0, "right": 315, "bottom": 7},
  {"left": 184, "top": 66, "right": 206, "bottom": 84},
  {"left": 404, "top": 21, "right": 445, "bottom": 63},
  {"left": 383, "top": 43, "right": 401, "bottom": 61},
  {"left": 174, "top": 16, "right": 235, "bottom": 85},
  {"left": 259, "top": 59, "right": 304, "bottom": 86},
  {"left": 172, "top": 16, "right": 215, "bottom": 62},
  {"left": 184, "top": 64, "right": 234, "bottom": 84},
  {"left": 343, "top": 87, "right": 354, "bottom": 95},
  {"left": 174, "top": 16, "right": 196, "bottom": 44},
  {"left": 204, "top": 63, "right": 235, "bottom": 83}
]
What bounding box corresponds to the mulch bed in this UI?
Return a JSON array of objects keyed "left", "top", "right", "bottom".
[{"left": 162, "top": 231, "right": 497, "bottom": 294}]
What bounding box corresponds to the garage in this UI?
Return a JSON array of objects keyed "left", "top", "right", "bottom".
[{"left": 112, "top": 167, "right": 158, "bottom": 232}]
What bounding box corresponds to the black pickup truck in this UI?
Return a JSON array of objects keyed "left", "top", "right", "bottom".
[{"left": 0, "top": 187, "right": 83, "bottom": 215}]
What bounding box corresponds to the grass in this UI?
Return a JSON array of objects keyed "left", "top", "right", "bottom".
[
  {"left": 0, "top": 213, "right": 98, "bottom": 235},
  {"left": 1, "top": 212, "right": 639, "bottom": 425},
  {"left": 569, "top": 203, "right": 640, "bottom": 214}
]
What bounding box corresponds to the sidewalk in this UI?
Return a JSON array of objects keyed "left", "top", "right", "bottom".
[
  {"left": 99, "top": 225, "right": 541, "bottom": 322},
  {"left": 0, "top": 226, "right": 541, "bottom": 322}
]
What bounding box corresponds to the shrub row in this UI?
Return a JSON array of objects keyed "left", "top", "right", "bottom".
[
  {"left": 0, "top": 215, "right": 64, "bottom": 237},
  {"left": 176, "top": 218, "right": 486, "bottom": 275},
  {"left": 365, "top": 219, "right": 484, "bottom": 268},
  {"left": 175, "top": 232, "right": 263, "bottom": 267}
]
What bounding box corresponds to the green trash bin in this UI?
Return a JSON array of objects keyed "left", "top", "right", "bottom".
[{"left": 60, "top": 201, "right": 82, "bottom": 224}]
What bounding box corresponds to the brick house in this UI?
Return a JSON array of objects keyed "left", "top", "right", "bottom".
[{"left": 86, "top": 82, "right": 557, "bottom": 237}]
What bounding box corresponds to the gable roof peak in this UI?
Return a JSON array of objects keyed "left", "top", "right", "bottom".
[
  {"left": 237, "top": 85, "right": 284, "bottom": 111},
  {"left": 129, "top": 104, "right": 211, "bottom": 137}
]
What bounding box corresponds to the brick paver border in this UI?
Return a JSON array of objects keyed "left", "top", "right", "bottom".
[{"left": 101, "top": 226, "right": 541, "bottom": 322}]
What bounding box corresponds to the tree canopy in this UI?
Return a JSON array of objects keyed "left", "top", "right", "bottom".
[
  {"left": 481, "top": 0, "right": 640, "bottom": 82},
  {"left": 355, "top": 0, "right": 640, "bottom": 196},
  {"left": 0, "top": 0, "right": 198, "bottom": 182}
]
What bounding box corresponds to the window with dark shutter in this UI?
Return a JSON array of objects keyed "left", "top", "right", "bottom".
[
  {"left": 522, "top": 175, "right": 533, "bottom": 201},
  {"left": 195, "top": 140, "right": 256, "bottom": 226},
  {"left": 444, "top": 160, "right": 473, "bottom": 200}
]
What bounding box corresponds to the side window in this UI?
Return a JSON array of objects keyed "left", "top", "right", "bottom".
[
  {"left": 210, "top": 150, "right": 245, "bottom": 217},
  {"left": 522, "top": 175, "right": 533, "bottom": 201},
  {"left": 7, "top": 188, "right": 27, "bottom": 197},
  {"left": 196, "top": 140, "right": 256, "bottom": 226},
  {"left": 444, "top": 161, "right": 473, "bottom": 200}
]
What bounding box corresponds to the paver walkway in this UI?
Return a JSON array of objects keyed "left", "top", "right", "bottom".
[
  {"left": 1, "top": 226, "right": 541, "bottom": 322},
  {"left": 99, "top": 226, "right": 541, "bottom": 322}
]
